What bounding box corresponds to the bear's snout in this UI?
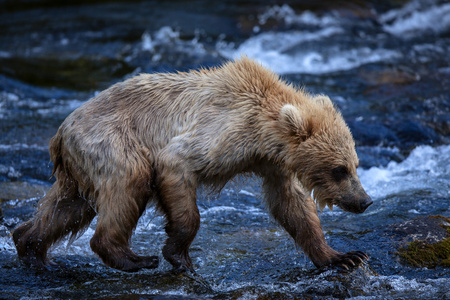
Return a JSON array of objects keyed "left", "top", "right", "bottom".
[
  {"left": 339, "top": 195, "right": 372, "bottom": 214},
  {"left": 359, "top": 196, "right": 373, "bottom": 212},
  {"left": 337, "top": 176, "right": 373, "bottom": 214},
  {"left": 338, "top": 180, "right": 373, "bottom": 214},
  {"left": 338, "top": 195, "right": 372, "bottom": 214}
]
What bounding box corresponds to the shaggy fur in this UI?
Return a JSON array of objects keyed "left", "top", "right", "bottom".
[{"left": 13, "top": 57, "right": 372, "bottom": 272}]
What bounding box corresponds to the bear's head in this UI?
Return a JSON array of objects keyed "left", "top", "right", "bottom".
[{"left": 280, "top": 96, "right": 372, "bottom": 214}]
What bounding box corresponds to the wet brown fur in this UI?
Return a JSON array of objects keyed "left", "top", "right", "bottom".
[{"left": 13, "top": 57, "right": 371, "bottom": 272}]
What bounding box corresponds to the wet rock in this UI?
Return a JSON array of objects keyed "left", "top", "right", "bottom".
[
  {"left": 347, "top": 121, "right": 398, "bottom": 146},
  {"left": 359, "top": 67, "right": 420, "bottom": 86},
  {"left": 0, "top": 149, "right": 53, "bottom": 182},
  {"left": 388, "top": 216, "right": 449, "bottom": 244},
  {"left": 392, "top": 120, "right": 441, "bottom": 146},
  {"left": 0, "top": 55, "right": 134, "bottom": 91},
  {"left": 387, "top": 216, "right": 450, "bottom": 268},
  {"left": 0, "top": 181, "right": 50, "bottom": 201},
  {"left": 0, "top": 181, "right": 49, "bottom": 228},
  {"left": 356, "top": 145, "right": 404, "bottom": 168},
  {"left": 348, "top": 118, "right": 442, "bottom": 150}
]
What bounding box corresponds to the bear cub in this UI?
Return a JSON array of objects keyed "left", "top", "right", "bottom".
[{"left": 13, "top": 58, "right": 372, "bottom": 273}]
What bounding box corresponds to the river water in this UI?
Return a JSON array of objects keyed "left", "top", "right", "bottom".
[{"left": 0, "top": 0, "right": 449, "bottom": 299}]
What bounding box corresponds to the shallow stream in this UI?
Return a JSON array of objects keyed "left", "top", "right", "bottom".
[{"left": 1, "top": 0, "right": 449, "bottom": 299}]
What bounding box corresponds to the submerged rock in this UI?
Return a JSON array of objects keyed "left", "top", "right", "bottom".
[
  {"left": 0, "top": 181, "right": 50, "bottom": 201},
  {"left": 389, "top": 216, "right": 450, "bottom": 268}
]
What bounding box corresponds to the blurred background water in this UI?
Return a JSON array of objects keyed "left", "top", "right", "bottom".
[{"left": 0, "top": 0, "right": 449, "bottom": 299}]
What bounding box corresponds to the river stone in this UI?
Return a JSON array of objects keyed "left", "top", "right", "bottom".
[
  {"left": 387, "top": 216, "right": 450, "bottom": 245},
  {"left": 0, "top": 181, "right": 50, "bottom": 201},
  {"left": 384, "top": 216, "right": 450, "bottom": 268}
]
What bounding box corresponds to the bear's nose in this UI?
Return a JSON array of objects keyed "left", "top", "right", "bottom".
[{"left": 360, "top": 197, "right": 373, "bottom": 212}]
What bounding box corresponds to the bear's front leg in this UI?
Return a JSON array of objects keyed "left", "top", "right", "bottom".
[
  {"left": 155, "top": 152, "right": 200, "bottom": 274},
  {"left": 263, "top": 171, "right": 369, "bottom": 270}
]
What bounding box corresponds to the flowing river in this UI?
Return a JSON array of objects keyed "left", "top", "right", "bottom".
[{"left": 1, "top": 0, "right": 449, "bottom": 299}]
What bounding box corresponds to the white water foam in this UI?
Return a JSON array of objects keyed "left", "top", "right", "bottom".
[
  {"left": 217, "top": 4, "right": 402, "bottom": 75},
  {"left": 0, "top": 90, "right": 84, "bottom": 119},
  {"left": 0, "top": 225, "right": 16, "bottom": 252},
  {"left": 358, "top": 144, "right": 450, "bottom": 200},
  {"left": 218, "top": 33, "right": 400, "bottom": 75},
  {"left": 35, "top": 99, "right": 84, "bottom": 116},
  {"left": 0, "top": 143, "right": 49, "bottom": 151},
  {"left": 257, "top": 4, "right": 339, "bottom": 27},
  {"left": 380, "top": 0, "right": 450, "bottom": 37},
  {"left": 133, "top": 26, "right": 208, "bottom": 63}
]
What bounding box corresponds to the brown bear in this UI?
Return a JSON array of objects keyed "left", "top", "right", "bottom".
[{"left": 13, "top": 57, "right": 372, "bottom": 273}]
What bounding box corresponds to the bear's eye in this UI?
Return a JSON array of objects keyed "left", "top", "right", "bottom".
[{"left": 331, "top": 166, "right": 348, "bottom": 182}]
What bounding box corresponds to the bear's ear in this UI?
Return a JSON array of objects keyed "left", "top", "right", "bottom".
[
  {"left": 313, "top": 95, "right": 334, "bottom": 108},
  {"left": 279, "top": 104, "right": 312, "bottom": 142}
]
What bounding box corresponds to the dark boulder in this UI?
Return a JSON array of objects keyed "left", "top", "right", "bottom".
[{"left": 387, "top": 216, "right": 450, "bottom": 268}]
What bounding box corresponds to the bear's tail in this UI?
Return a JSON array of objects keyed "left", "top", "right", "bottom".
[{"left": 49, "top": 129, "right": 63, "bottom": 178}]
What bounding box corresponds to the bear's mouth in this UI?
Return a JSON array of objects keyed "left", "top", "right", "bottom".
[{"left": 337, "top": 202, "right": 364, "bottom": 214}]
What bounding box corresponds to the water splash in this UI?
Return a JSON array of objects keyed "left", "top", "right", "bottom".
[
  {"left": 380, "top": 0, "right": 450, "bottom": 37},
  {"left": 359, "top": 145, "right": 450, "bottom": 200}
]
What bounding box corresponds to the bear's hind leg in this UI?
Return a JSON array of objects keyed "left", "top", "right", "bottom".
[
  {"left": 13, "top": 183, "right": 96, "bottom": 268},
  {"left": 89, "top": 188, "right": 159, "bottom": 272}
]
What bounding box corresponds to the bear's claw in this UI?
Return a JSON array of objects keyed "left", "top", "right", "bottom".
[
  {"left": 332, "top": 251, "right": 369, "bottom": 271},
  {"left": 138, "top": 255, "right": 160, "bottom": 270},
  {"left": 121, "top": 255, "right": 160, "bottom": 272}
]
